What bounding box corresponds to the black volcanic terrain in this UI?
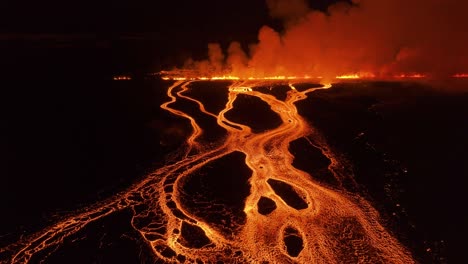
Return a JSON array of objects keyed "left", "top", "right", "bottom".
[
  {"left": 225, "top": 94, "right": 282, "bottom": 133},
  {"left": 186, "top": 81, "right": 230, "bottom": 115},
  {"left": 170, "top": 89, "right": 227, "bottom": 143},
  {"left": 254, "top": 84, "right": 291, "bottom": 101},
  {"left": 289, "top": 137, "right": 337, "bottom": 187},
  {"left": 296, "top": 81, "right": 468, "bottom": 263},
  {"left": 2, "top": 79, "right": 190, "bottom": 240},
  {"left": 179, "top": 151, "right": 252, "bottom": 236}
]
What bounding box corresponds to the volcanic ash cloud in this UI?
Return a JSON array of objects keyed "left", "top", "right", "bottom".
[{"left": 185, "top": 0, "right": 468, "bottom": 78}]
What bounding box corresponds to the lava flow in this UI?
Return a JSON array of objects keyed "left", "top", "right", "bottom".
[{"left": 1, "top": 80, "right": 415, "bottom": 263}]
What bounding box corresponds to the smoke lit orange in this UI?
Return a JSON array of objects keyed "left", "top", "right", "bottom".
[{"left": 178, "top": 0, "right": 468, "bottom": 81}]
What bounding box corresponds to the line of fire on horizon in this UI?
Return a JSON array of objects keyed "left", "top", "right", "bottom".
[
  {"left": 144, "top": 70, "right": 468, "bottom": 82},
  {"left": 112, "top": 71, "right": 468, "bottom": 81}
]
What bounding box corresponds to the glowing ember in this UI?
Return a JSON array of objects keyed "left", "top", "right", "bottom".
[
  {"left": 113, "top": 75, "right": 132, "bottom": 81},
  {"left": 3, "top": 80, "right": 414, "bottom": 263},
  {"left": 395, "top": 73, "right": 427, "bottom": 79}
]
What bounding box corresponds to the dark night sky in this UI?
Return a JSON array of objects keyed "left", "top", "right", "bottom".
[
  {"left": 1, "top": 1, "right": 343, "bottom": 33},
  {"left": 0, "top": 0, "right": 346, "bottom": 75}
]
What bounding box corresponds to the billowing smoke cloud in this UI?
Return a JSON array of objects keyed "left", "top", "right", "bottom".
[
  {"left": 226, "top": 42, "right": 249, "bottom": 76},
  {"left": 208, "top": 43, "right": 225, "bottom": 73},
  {"left": 183, "top": 43, "right": 225, "bottom": 74},
  {"left": 185, "top": 0, "right": 468, "bottom": 78}
]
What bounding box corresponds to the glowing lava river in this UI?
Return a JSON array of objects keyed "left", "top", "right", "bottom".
[{"left": 1, "top": 80, "right": 414, "bottom": 263}]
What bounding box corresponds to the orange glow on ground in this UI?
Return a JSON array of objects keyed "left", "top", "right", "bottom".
[
  {"left": 3, "top": 80, "right": 415, "bottom": 263},
  {"left": 335, "top": 74, "right": 361, "bottom": 79},
  {"left": 161, "top": 75, "right": 317, "bottom": 81}
]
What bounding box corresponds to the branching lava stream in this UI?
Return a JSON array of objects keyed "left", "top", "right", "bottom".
[{"left": 1, "top": 80, "right": 414, "bottom": 263}]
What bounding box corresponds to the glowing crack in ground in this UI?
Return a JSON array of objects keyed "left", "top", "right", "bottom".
[{"left": 1, "top": 80, "right": 414, "bottom": 263}]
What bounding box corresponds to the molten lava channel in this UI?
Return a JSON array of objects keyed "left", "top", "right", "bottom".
[{"left": 1, "top": 80, "right": 415, "bottom": 263}]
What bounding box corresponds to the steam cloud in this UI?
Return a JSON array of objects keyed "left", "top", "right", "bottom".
[{"left": 184, "top": 0, "right": 468, "bottom": 78}]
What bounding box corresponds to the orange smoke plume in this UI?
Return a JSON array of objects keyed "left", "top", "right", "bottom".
[{"left": 181, "top": 0, "right": 468, "bottom": 79}]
